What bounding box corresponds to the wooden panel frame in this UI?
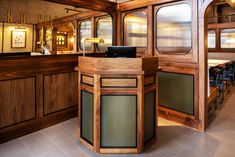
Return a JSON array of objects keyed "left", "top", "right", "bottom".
[
  {"left": 43, "top": 72, "right": 78, "bottom": 115},
  {"left": 144, "top": 75, "right": 155, "bottom": 86},
  {"left": 45, "top": 0, "right": 116, "bottom": 13},
  {"left": 154, "top": 0, "right": 198, "bottom": 63},
  {"left": 81, "top": 74, "right": 94, "bottom": 86},
  {"left": 95, "top": 14, "right": 114, "bottom": 53},
  {"left": 0, "top": 54, "right": 82, "bottom": 143},
  {"left": 158, "top": 65, "right": 200, "bottom": 129},
  {"left": 208, "top": 22, "right": 235, "bottom": 53},
  {"left": 120, "top": 8, "right": 149, "bottom": 55},
  {"left": 101, "top": 77, "right": 138, "bottom": 88},
  {"left": 0, "top": 77, "right": 36, "bottom": 129},
  {"left": 77, "top": 19, "right": 94, "bottom": 53}
]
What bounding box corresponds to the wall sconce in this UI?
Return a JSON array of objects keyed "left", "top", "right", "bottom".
[{"left": 83, "top": 37, "right": 105, "bottom": 57}]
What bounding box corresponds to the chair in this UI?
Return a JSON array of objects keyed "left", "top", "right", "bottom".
[{"left": 209, "top": 68, "right": 224, "bottom": 100}]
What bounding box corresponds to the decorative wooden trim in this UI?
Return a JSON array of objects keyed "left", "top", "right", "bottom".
[
  {"left": 94, "top": 15, "right": 114, "bottom": 53},
  {"left": 100, "top": 148, "right": 138, "bottom": 154},
  {"left": 42, "top": 72, "right": 78, "bottom": 116},
  {"left": 0, "top": 107, "right": 77, "bottom": 143},
  {"left": 158, "top": 107, "right": 200, "bottom": 130},
  {"left": 198, "top": 0, "right": 215, "bottom": 132},
  {"left": 144, "top": 76, "right": 155, "bottom": 86},
  {"left": 101, "top": 77, "right": 137, "bottom": 88},
  {"left": 158, "top": 69, "right": 198, "bottom": 120},
  {"left": 45, "top": 0, "right": 116, "bottom": 13},
  {"left": 121, "top": 8, "right": 149, "bottom": 55},
  {"left": 143, "top": 90, "right": 156, "bottom": 144},
  {"left": 153, "top": 0, "right": 198, "bottom": 63},
  {"left": 81, "top": 74, "right": 94, "bottom": 86}
]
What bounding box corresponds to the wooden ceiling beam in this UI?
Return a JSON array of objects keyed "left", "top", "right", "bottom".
[{"left": 44, "top": 0, "right": 117, "bottom": 13}]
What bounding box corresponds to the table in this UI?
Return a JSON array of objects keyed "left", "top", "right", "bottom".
[{"left": 208, "top": 59, "right": 231, "bottom": 67}]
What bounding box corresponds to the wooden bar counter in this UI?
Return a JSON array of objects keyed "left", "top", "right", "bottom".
[
  {"left": 0, "top": 54, "right": 79, "bottom": 143},
  {"left": 77, "top": 57, "right": 158, "bottom": 154}
]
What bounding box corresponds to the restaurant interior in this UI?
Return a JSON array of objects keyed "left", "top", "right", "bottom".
[{"left": 0, "top": 0, "right": 235, "bottom": 156}]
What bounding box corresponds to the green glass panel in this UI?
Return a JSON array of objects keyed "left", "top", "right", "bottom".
[
  {"left": 158, "top": 72, "right": 194, "bottom": 115},
  {"left": 81, "top": 91, "right": 93, "bottom": 145},
  {"left": 101, "top": 95, "right": 137, "bottom": 148},
  {"left": 144, "top": 92, "right": 156, "bottom": 143}
]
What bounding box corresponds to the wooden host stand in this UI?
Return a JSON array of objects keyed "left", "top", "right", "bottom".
[{"left": 77, "top": 57, "right": 158, "bottom": 154}]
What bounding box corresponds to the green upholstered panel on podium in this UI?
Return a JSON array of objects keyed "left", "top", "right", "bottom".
[
  {"left": 101, "top": 95, "right": 137, "bottom": 148},
  {"left": 144, "top": 91, "right": 156, "bottom": 143},
  {"left": 81, "top": 91, "right": 94, "bottom": 145},
  {"left": 158, "top": 72, "right": 194, "bottom": 115}
]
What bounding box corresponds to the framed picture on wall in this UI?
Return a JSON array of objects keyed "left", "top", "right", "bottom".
[{"left": 11, "top": 30, "right": 26, "bottom": 48}]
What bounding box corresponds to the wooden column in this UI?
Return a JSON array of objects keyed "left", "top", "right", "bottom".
[{"left": 51, "top": 27, "right": 57, "bottom": 54}]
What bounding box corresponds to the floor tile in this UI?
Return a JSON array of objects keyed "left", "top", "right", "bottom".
[
  {"left": 0, "top": 139, "right": 32, "bottom": 157},
  {"left": 19, "top": 131, "right": 56, "bottom": 156}
]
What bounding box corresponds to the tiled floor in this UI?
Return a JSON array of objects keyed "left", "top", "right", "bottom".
[{"left": 1, "top": 89, "right": 235, "bottom": 157}]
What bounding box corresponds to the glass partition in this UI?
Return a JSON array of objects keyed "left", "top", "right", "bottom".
[
  {"left": 156, "top": 3, "right": 192, "bottom": 54},
  {"left": 123, "top": 10, "right": 147, "bottom": 48},
  {"left": 79, "top": 20, "right": 92, "bottom": 51},
  {"left": 97, "top": 16, "right": 113, "bottom": 52},
  {"left": 221, "top": 28, "right": 235, "bottom": 48},
  {"left": 208, "top": 30, "right": 216, "bottom": 49}
]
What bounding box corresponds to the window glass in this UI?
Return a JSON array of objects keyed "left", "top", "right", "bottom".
[
  {"left": 156, "top": 3, "right": 192, "bottom": 54},
  {"left": 208, "top": 30, "right": 216, "bottom": 49},
  {"left": 80, "top": 20, "right": 92, "bottom": 51},
  {"left": 124, "top": 11, "right": 147, "bottom": 48},
  {"left": 221, "top": 29, "right": 235, "bottom": 48},
  {"left": 97, "top": 16, "right": 113, "bottom": 52}
]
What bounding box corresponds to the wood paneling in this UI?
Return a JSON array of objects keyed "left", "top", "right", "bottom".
[
  {"left": 81, "top": 75, "right": 94, "bottom": 86},
  {"left": 0, "top": 107, "right": 76, "bottom": 143},
  {"left": 79, "top": 57, "right": 158, "bottom": 75},
  {"left": 44, "top": 72, "right": 78, "bottom": 115},
  {"left": 144, "top": 76, "right": 155, "bottom": 86},
  {"left": 0, "top": 54, "right": 108, "bottom": 143},
  {"left": 208, "top": 22, "right": 235, "bottom": 53},
  {"left": 0, "top": 78, "right": 35, "bottom": 128},
  {"left": 158, "top": 106, "right": 200, "bottom": 129},
  {"left": 45, "top": 0, "right": 116, "bottom": 13},
  {"left": 101, "top": 78, "right": 137, "bottom": 88}
]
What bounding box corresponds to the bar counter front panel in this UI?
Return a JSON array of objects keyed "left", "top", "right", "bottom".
[{"left": 0, "top": 54, "right": 80, "bottom": 143}]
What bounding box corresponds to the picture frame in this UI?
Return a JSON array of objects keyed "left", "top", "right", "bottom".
[{"left": 11, "top": 30, "right": 26, "bottom": 48}]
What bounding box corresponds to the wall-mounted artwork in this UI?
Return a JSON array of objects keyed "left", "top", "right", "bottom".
[{"left": 11, "top": 30, "right": 26, "bottom": 48}]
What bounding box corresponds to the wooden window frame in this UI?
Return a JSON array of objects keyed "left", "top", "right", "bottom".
[
  {"left": 95, "top": 15, "right": 113, "bottom": 53},
  {"left": 154, "top": 0, "right": 198, "bottom": 63},
  {"left": 121, "top": 8, "right": 148, "bottom": 55}
]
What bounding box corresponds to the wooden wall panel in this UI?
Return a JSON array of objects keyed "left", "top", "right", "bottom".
[
  {"left": 0, "top": 77, "right": 36, "bottom": 128},
  {"left": 101, "top": 78, "right": 137, "bottom": 88},
  {"left": 44, "top": 72, "right": 78, "bottom": 115}
]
